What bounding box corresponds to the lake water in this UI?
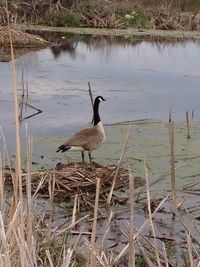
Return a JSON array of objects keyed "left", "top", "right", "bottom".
[{"left": 0, "top": 34, "right": 200, "bottom": 157}]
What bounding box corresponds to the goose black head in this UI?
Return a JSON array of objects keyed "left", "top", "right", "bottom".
[{"left": 94, "top": 96, "right": 106, "bottom": 104}]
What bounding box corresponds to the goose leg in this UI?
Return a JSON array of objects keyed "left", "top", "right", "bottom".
[
  {"left": 88, "top": 151, "right": 92, "bottom": 163},
  {"left": 81, "top": 151, "right": 85, "bottom": 163}
]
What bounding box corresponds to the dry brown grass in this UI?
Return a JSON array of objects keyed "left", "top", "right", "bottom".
[
  {"left": 4, "top": 162, "right": 142, "bottom": 205},
  {"left": 0, "top": 26, "right": 48, "bottom": 46},
  {"left": 1, "top": 0, "right": 200, "bottom": 29}
]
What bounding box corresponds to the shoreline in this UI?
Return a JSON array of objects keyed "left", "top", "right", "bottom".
[{"left": 16, "top": 24, "right": 200, "bottom": 40}]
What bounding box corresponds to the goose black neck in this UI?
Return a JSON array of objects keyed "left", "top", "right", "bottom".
[{"left": 93, "top": 100, "right": 101, "bottom": 126}]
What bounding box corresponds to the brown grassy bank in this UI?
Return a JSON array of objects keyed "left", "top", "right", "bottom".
[
  {"left": 0, "top": 25, "right": 49, "bottom": 61},
  {"left": 0, "top": 25, "right": 48, "bottom": 46},
  {"left": 0, "top": 0, "right": 200, "bottom": 30}
]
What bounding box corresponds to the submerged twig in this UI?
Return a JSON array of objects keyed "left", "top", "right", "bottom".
[
  {"left": 19, "top": 101, "right": 43, "bottom": 122},
  {"left": 170, "top": 206, "right": 198, "bottom": 244}
]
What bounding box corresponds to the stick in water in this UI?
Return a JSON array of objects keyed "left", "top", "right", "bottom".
[
  {"left": 88, "top": 81, "right": 94, "bottom": 124},
  {"left": 186, "top": 110, "right": 191, "bottom": 139},
  {"left": 168, "top": 106, "right": 176, "bottom": 207}
]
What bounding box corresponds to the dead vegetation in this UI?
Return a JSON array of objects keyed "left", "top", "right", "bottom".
[
  {"left": 0, "top": 0, "right": 200, "bottom": 30},
  {"left": 150, "top": 9, "right": 200, "bottom": 30},
  {"left": 0, "top": 25, "right": 48, "bottom": 46}
]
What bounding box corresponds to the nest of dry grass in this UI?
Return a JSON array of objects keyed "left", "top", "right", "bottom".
[
  {"left": 0, "top": 26, "right": 49, "bottom": 46},
  {"left": 5, "top": 162, "right": 143, "bottom": 204}
]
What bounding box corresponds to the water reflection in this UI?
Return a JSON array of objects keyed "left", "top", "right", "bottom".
[
  {"left": 0, "top": 46, "right": 43, "bottom": 62},
  {"left": 34, "top": 31, "right": 200, "bottom": 60},
  {"left": 50, "top": 40, "right": 78, "bottom": 59}
]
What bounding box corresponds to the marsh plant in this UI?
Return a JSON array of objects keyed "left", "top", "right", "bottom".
[
  {"left": 54, "top": 11, "right": 82, "bottom": 27},
  {"left": 117, "top": 11, "right": 149, "bottom": 28}
]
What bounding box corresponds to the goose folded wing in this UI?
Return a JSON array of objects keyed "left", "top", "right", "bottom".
[{"left": 63, "top": 128, "right": 99, "bottom": 148}]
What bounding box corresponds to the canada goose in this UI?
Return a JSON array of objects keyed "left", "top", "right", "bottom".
[{"left": 56, "top": 96, "right": 106, "bottom": 163}]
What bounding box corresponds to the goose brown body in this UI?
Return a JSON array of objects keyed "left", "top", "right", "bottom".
[
  {"left": 57, "top": 96, "right": 106, "bottom": 162},
  {"left": 58, "top": 123, "right": 105, "bottom": 152}
]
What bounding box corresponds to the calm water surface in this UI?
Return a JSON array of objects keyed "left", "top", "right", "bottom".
[{"left": 0, "top": 35, "right": 200, "bottom": 153}]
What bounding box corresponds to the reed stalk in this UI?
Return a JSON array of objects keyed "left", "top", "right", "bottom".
[
  {"left": 0, "top": 155, "right": 3, "bottom": 211},
  {"left": 87, "top": 178, "right": 100, "bottom": 267},
  {"left": 72, "top": 194, "right": 78, "bottom": 225},
  {"left": 187, "top": 233, "right": 195, "bottom": 267},
  {"left": 55, "top": 214, "right": 90, "bottom": 237},
  {"left": 135, "top": 195, "right": 169, "bottom": 238},
  {"left": 0, "top": 212, "right": 12, "bottom": 267},
  {"left": 6, "top": 12, "right": 26, "bottom": 264},
  {"left": 47, "top": 170, "right": 56, "bottom": 242},
  {"left": 107, "top": 122, "right": 132, "bottom": 205},
  {"left": 63, "top": 232, "right": 82, "bottom": 267},
  {"left": 128, "top": 169, "right": 135, "bottom": 267},
  {"left": 6, "top": 5, "right": 22, "bottom": 205},
  {"left": 144, "top": 159, "right": 161, "bottom": 267},
  {"left": 101, "top": 210, "right": 113, "bottom": 248},
  {"left": 137, "top": 240, "right": 157, "bottom": 267},
  {"left": 171, "top": 206, "right": 197, "bottom": 243},
  {"left": 114, "top": 195, "right": 169, "bottom": 264},
  {"left": 62, "top": 248, "right": 73, "bottom": 267},
  {"left": 46, "top": 249, "right": 54, "bottom": 267},
  {"left": 162, "top": 242, "right": 169, "bottom": 267},
  {"left": 13, "top": 228, "right": 26, "bottom": 267},
  {"left": 168, "top": 107, "right": 176, "bottom": 206},
  {"left": 26, "top": 132, "right": 33, "bottom": 252}
]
